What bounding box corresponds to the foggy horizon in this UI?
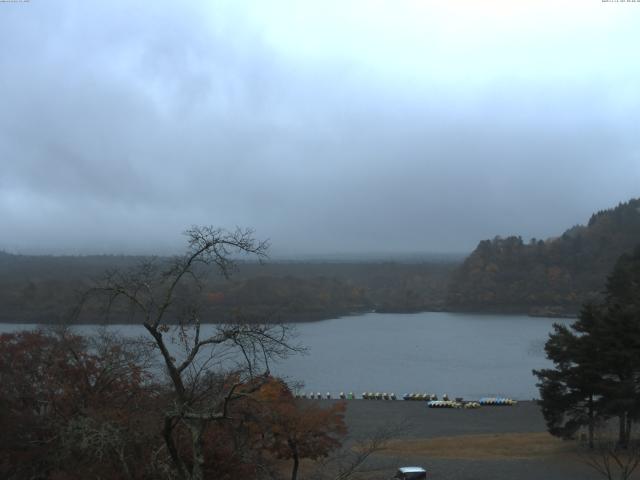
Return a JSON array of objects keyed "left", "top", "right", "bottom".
[
  {"left": 0, "top": 199, "right": 630, "bottom": 258},
  {"left": 2, "top": 1, "right": 639, "bottom": 256}
]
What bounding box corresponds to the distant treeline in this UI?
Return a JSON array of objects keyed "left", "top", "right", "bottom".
[
  {"left": 0, "top": 252, "right": 457, "bottom": 324},
  {"left": 447, "top": 198, "right": 640, "bottom": 316},
  {"left": 3, "top": 198, "right": 640, "bottom": 323}
]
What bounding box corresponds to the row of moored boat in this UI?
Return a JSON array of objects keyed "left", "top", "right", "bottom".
[{"left": 294, "top": 392, "right": 517, "bottom": 406}]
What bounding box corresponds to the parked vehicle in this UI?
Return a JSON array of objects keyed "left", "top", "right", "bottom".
[{"left": 394, "top": 466, "right": 427, "bottom": 479}]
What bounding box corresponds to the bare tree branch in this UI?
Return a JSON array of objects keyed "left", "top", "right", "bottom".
[{"left": 79, "top": 226, "right": 296, "bottom": 480}]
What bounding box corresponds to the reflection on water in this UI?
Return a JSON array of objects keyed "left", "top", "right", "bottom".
[{"left": 0, "top": 312, "right": 571, "bottom": 400}]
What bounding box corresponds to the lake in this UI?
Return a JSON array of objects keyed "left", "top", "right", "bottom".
[{"left": 0, "top": 312, "right": 570, "bottom": 400}]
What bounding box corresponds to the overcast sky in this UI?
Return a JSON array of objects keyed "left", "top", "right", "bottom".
[{"left": 1, "top": 1, "right": 639, "bottom": 256}]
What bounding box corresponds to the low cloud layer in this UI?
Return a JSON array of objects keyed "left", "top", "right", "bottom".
[{"left": 1, "top": 1, "right": 639, "bottom": 255}]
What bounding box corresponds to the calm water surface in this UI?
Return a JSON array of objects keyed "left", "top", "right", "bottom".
[{"left": 1, "top": 312, "right": 570, "bottom": 400}]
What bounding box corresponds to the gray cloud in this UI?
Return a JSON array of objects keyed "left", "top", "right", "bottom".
[{"left": 1, "top": 1, "right": 639, "bottom": 255}]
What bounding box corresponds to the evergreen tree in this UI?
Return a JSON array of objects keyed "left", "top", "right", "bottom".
[
  {"left": 535, "top": 246, "right": 640, "bottom": 448},
  {"left": 534, "top": 304, "right": 604, "bottom": 448}
]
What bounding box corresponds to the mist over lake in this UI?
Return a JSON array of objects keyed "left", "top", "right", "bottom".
[{"left": 1, "top": 312, "right": 569, "bottom": 400}]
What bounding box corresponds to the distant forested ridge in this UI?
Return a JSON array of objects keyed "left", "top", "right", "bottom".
[
  {"left": 4, "top": 199, "right": 638, "bottom": 323},
  {"left": 447, "top": 198, "right": 640, "bottom": 316},
  {"left": 0, "top": 252, "right": 458, "bottom": 324}
]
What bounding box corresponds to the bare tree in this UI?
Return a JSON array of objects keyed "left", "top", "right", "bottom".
[
  {"left": 310, "top": 422, "right": 407, "bottom": 480},
  {"left": 580, "top": 427, "right": 640, "bottom": 480},
  {"left": 81, "top": 226, "right": 302, "bottom": 480}
]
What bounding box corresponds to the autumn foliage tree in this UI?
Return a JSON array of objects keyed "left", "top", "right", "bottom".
[
  {"left": 1, "top": 330, "right": 345, "bottom": 480},
  {"left": 0, "top": 329, "right": 159, "bottom": 479},
  {"left": 252, "top": 379, "right": 347, "bottom": 480}
]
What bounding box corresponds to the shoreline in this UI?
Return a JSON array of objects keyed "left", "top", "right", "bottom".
[{"left": 0, "top": 307, "right": 576, "bottom": 326}]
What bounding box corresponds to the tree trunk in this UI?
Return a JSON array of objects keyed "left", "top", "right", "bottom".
[
  {"left": 625, "top": 414, "right": 632, "bottom": 447},
  {"left": 289, "top": 439, "right": 300, "bottom": 480},
  {"left": 164, "top": 416, "right": 189, "bottom": 480},
  {"left": 588, "top": 394, "right": 595, "bottom": 449},
  {"left": 619, "top": 412, "right": 629, "bottom": 449},
  {"left": 189, "top": 421, "right": 206, "bottom": 480}
]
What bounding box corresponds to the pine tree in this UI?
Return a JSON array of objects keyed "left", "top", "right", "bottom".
[{"left": 535, "top": 246, "right": 640, "bottom": 448}]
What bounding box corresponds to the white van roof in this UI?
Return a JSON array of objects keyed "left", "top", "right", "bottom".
[{"left": 399, "top": 467, "right": 427, "bottom": 473}]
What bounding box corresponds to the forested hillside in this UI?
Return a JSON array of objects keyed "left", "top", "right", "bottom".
[
  {"left": 447, "top": 198, "right": 640, "bottom": 316},
  {"left": 0, "top": 253, "right": 457, "bottom": 324}
]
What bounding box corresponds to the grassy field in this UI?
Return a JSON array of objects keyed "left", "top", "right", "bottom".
[{"left": 381, "top": 432, "right": 572, "bottom": 460}]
